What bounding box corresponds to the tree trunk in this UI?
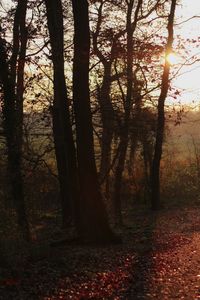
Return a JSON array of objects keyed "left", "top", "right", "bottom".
[
  {"left": 113, "top": 0, "right": 142, "bottom": 225},
  {"left": 98, "top": 65, "right": 115, "bottom": 196},
  {"left": 151, "top": 0, "right": 177, "bottom": 210},
  {"left": 113, "top": 138, "right": 128, "bottom": 225},
  {"left": 44, "top": 0, "right": 80, "bottom": 229},
  {"left": 142, "top": 136, "right": 152, "bottom": 201},
  {"left": 0, "top": 37, "right": 30, "bottom": 241},
  {"left": 92, "top": 4, "right": 115, "bottom": 197},
  {"left": 10, "top": 0, "right": 28, "bottom": 151},
  {"left": 72, "top": 0, "right": 115, "bottom": 242}
]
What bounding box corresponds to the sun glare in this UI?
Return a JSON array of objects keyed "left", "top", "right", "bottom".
[{"left": 166, "top": 53, "right": 179, "bottom": 65}]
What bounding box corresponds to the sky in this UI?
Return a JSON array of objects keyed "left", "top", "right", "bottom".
[
  {"left": 1, "top": 0, "right": 200, "bottom": 107},
  {"left": 172, "top": 0, "right": 200, "bottom": 107}
]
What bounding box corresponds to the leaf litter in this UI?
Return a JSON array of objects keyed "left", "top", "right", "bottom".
[{"left": 0, "top": 205, "right": 200, "bottom": 299}]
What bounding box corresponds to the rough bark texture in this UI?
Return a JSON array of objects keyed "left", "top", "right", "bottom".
[
  {"left": 72, "top": 0, "right": 114, "bottom": 242},
  {"left": 151, "top": 0, "right": 177, "bottom": 210},
  {"left": 44, "top": 0, "right": 80, "bottom": 228}
]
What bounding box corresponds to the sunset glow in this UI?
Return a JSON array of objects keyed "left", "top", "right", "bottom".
[{"left": 166, "top": 53, "right": 179, "bottom": 65}]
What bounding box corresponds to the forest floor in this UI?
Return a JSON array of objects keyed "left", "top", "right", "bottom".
[{"left": 0, "top": 201, "right": 200, "bottom": 299}]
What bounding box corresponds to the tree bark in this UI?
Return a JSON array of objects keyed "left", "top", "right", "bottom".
[
  {"left": 72, "top": 0, "right": 115, "bottom": 242},
  {"left": 44, "top": 0, "right": 80, "bottom": 229},
  {"left": 151, "top": 0, "right": 177, "bottom": 210}
]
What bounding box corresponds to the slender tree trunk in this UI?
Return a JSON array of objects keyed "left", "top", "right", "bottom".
[
  {"left": 0, "top": 37, "right": 30, "bottom": 241},
  {"left": 113, "top": 139, "right": 127, "bottom": 225},
  {"left": 72, "top": 0, "right": 115, "bottom": 242},
  {"left": 10, "top": 0, "right": 28, "bottom": 145},
  {"left": 113, "top": 0, "right": 142, "bottom": 225},
  {"left": 142, "top": 137, "right": 152, "bottom": 201},
  {"left": 99, "top": 65, "right": 115, "bottom": 196},
  {"left": 151, "top": 0, "right": 177, "bottom": 210},
  {"left": 128, "top": 137, "right": 137, "bottom": 178},
  {"left": 44, "top": 0, "right": 80, "bottom": 229},
  {"left": 0, "top": 0, "right": 30, "bottom": 241},
  {"left": 92, "top": 5, "right": 115, "bottom": 196}
]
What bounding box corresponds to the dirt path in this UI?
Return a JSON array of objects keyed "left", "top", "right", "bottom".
[
  {"left": 148, "top": 232, "right": 200, "bottom": 299},
  {"left": 129, "top": 207, "right": 200, "bottom": 299},
  {"left": 0, "top": 205, "right": 200, "bottom": 299}
]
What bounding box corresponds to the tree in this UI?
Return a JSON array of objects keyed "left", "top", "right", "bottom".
[
  {"left": 92, "top": 0, "right": 123, "bottom": 197},
  {"left": 151, "top": 0, "right": 177, "bottom": 210},
  {"left": 113, "top": 0, "right": 143, "bottom": 225},
  {"left": 0, "top": 0, "right": 30, "bottom": 241},
  {"left": 72, "top": 0, "right": 115, "bottom": 242},
  {"left": 44, "top": 0, "right": 80, "bottom": 228}
]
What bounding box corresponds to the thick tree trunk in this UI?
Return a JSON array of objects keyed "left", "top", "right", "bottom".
[
  {"left": 72, "top": 0, "right": 115, "bottom": 242},
  {"left": 44, "top": 0, "right": 80, "bottom": 229},
  {"left": 151, "top": 0, "right": 177, "bottom": 210}
]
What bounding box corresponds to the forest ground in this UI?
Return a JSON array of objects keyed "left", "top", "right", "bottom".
[{"left": 0, "top": 200, "right": 200, "bottom": 300}]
